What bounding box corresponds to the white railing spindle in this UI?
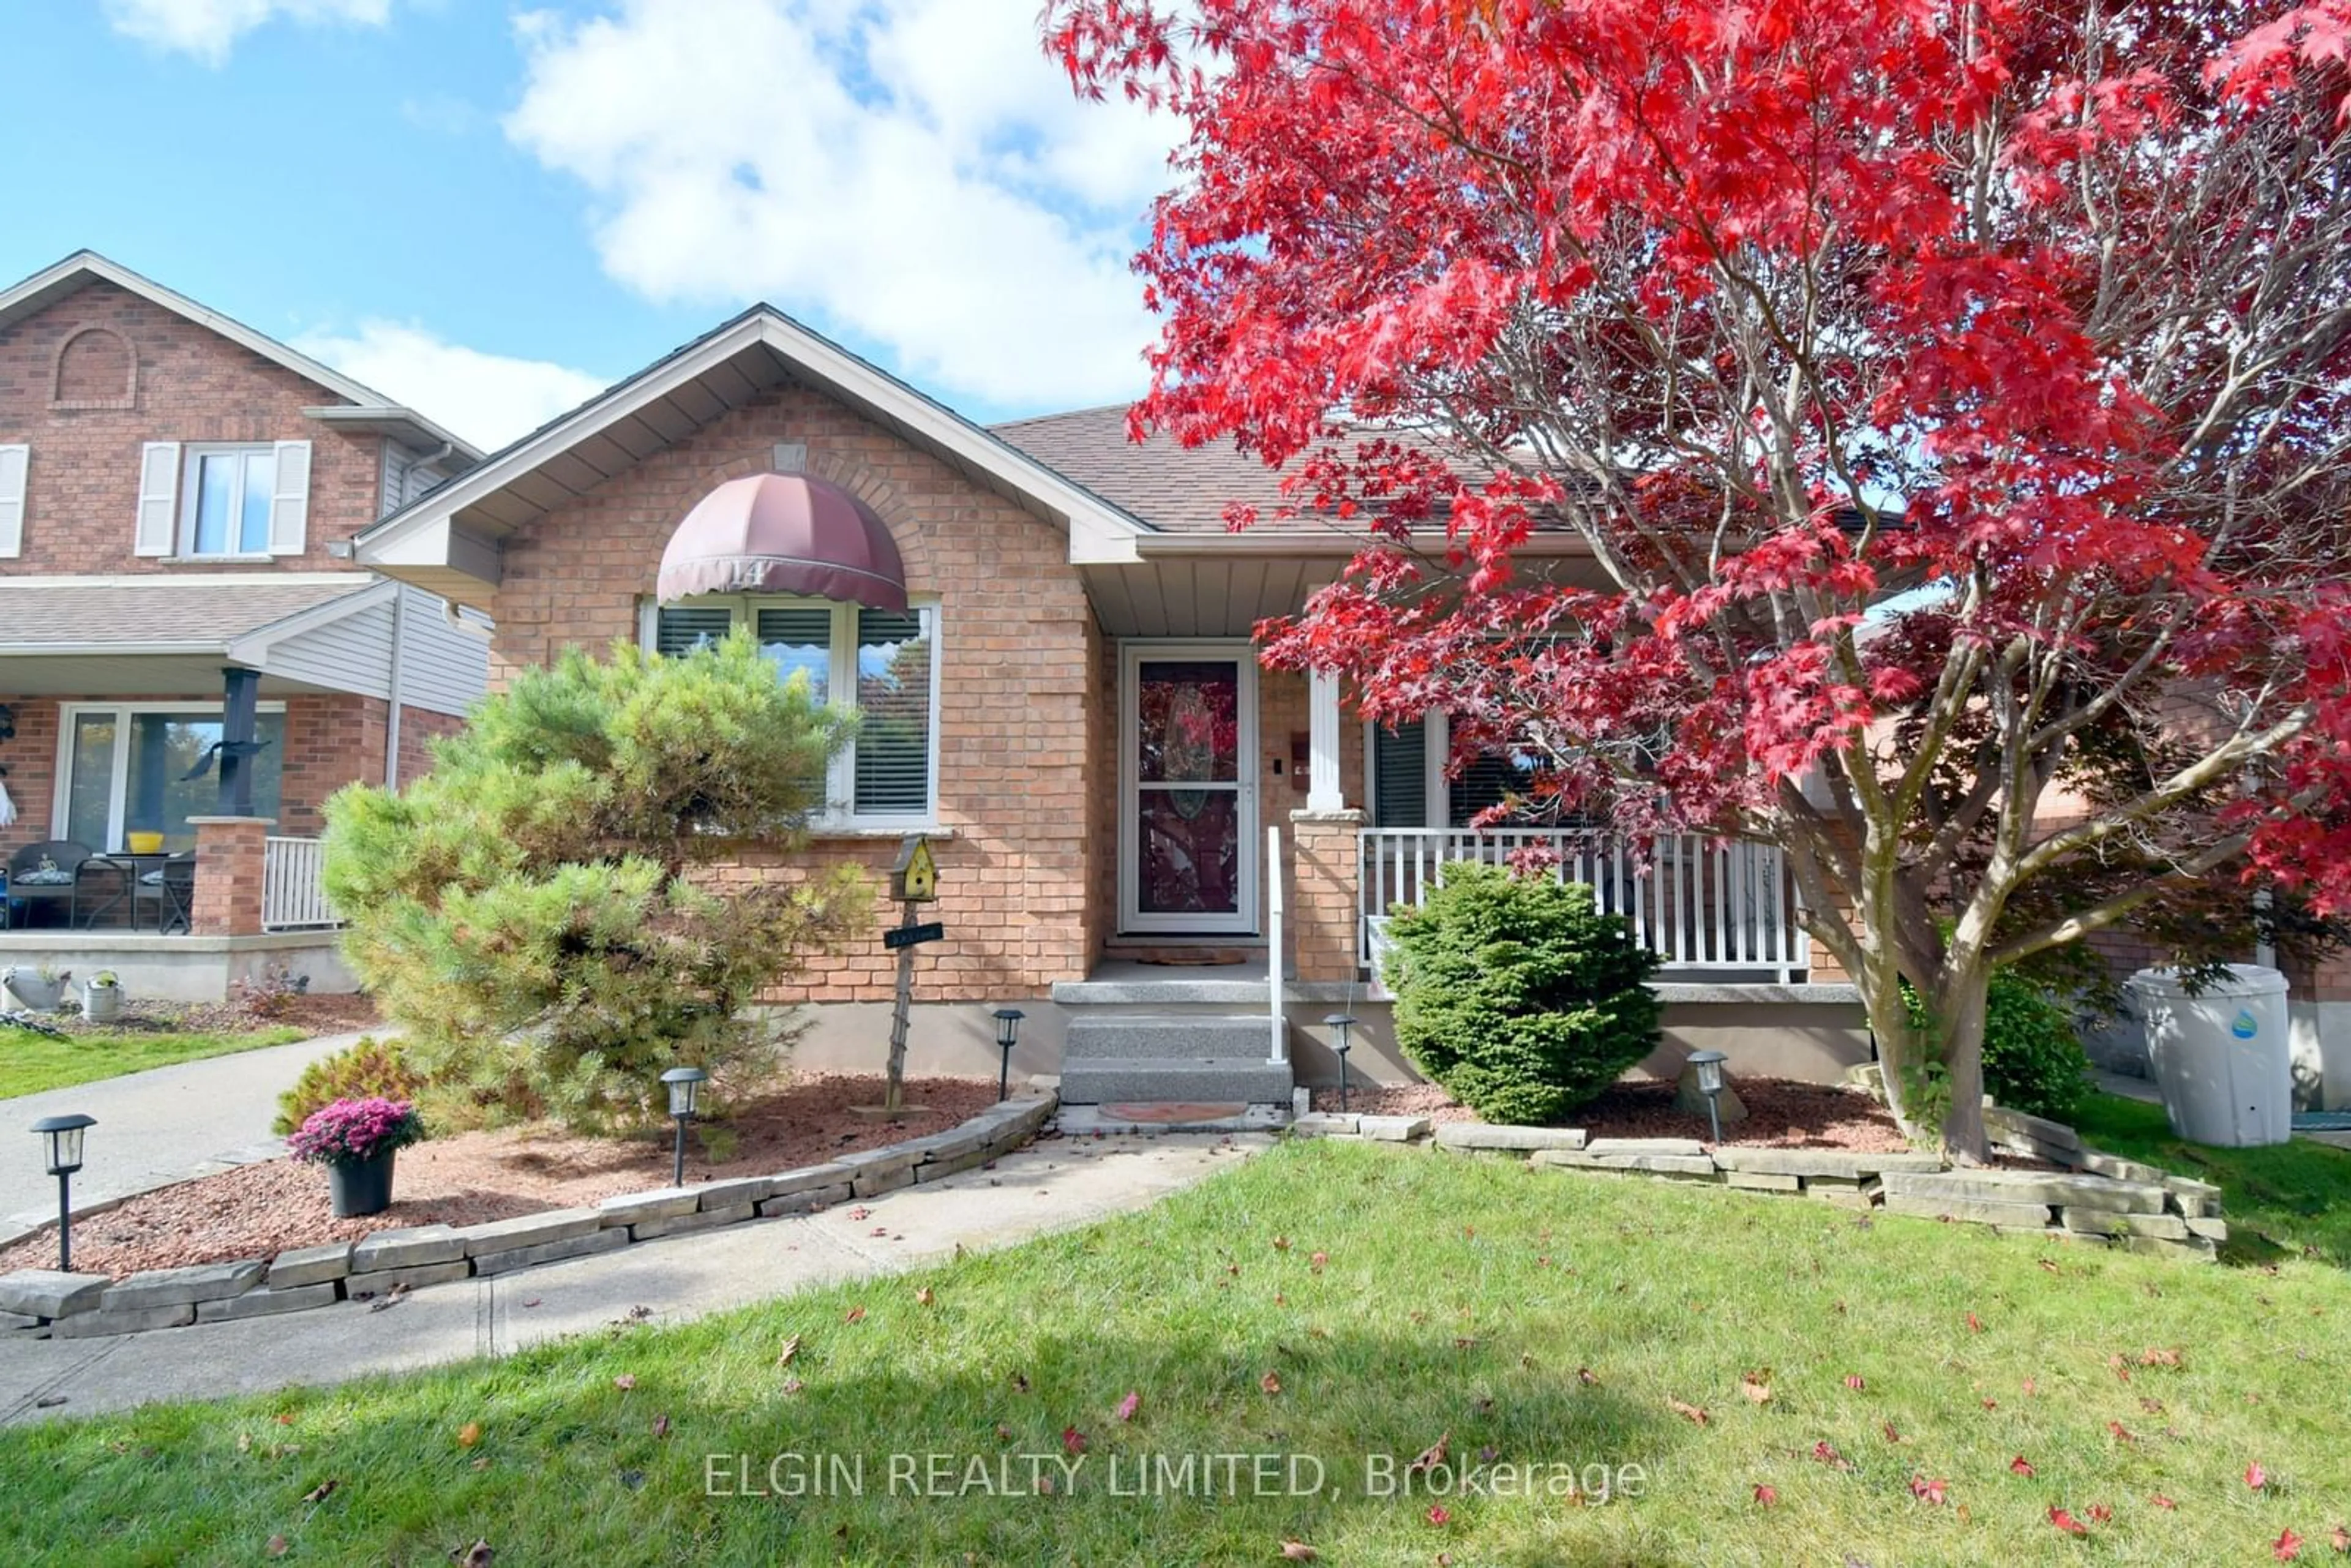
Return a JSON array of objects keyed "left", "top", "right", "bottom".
[{"left": 263, "top": 837, "right": 341, "bottom": 931}]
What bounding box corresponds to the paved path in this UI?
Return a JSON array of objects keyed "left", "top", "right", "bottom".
[
  {"left": 0, "top": 1130, "right": 1265, "bottom": 1424},
  {"left": 0, "top": 1030, "right": 369, "bottom": 1241}
]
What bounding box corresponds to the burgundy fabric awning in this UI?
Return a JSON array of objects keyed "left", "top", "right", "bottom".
[{"left": 654, "top": 473, "right": 908, "bottom": 610}]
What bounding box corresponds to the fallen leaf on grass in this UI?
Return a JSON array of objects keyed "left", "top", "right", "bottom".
[
  {"left": 1966, "top": 1312, "right": 1983, "bottom": 1334},
  {"left": 844, "top": 1305, "right": 867, "bottom": 1325},
  {"left": 302, "top": 1479, "right": 338, "bottom": 1505},
  {"left": 471, "top": 1457, "right": 491, "bottom": 1472},
  {"left": 1278, "top": 1542, "right": 1317, "bottom": 1561},
  {"left": 1843, "top": 1375, "right": 1865, "bottom": 1391},
  {"left": 1272, "top": 1236, "right": 1291, "bottom": 1252},
  {"left": 1741, "top": 1373, "right": 1772, "bottom": 1405},
  {"left": 450, "top": 1542, "right": 494, "bottom": 1567},
  {"left": 1577, "top": 1367, "right": 1600, "bottom": 1386},
  {"left": 1406, "top": 1435, "right": 1449, "bottom": 1476},
  {"left": 1062, "top": 1426, "right": 1087, "bottom": 1456},
  {"left": 776, "top": 1335, "right": 801, "bottom": 1367},
  {"left": 612, "top": 1375, "right": 637, "bottom": 1391},
  {"left": 2089, "top": 1504, "right": 2112, "bottom": 1524},
  {"left": 2151, "top": 1495, "right": 2178, "bottom": 1510},
  {"left": 1308, "top": 1251, "right": 1327, "bottom": 1272},
  {"left": 276, "top": 1414, "right": 298, "bottom": 1427},
  {"left": 1425, "top": 1504, "right": 1451, "bottom": 1527},
  {"left": 1753, "top": 1484, "right": 1779, "bottom": 1508},
  {"left": 265, "top": 1537, "right": 288, "bottom": 1558},
  {"left": 1813, "top": 1442, "right": 1853, "bottom": 1472},
  {"left": 651, "top": 1414, "right": 671, "bottom": 1439},
  {"left": 915, "top": 1286, "right": 934, "bottom": 1307},
  {"left": 1668, "top": 1399, "right": 1709, "bottom": 1427},
  {"left": 1115, "top": 1391, "right": 1141, "bottom": 1422},
  {"left": 1260, "top": 1371, "right": 1283, "bottom": 1395},
  {"left": 2011, "top": 1456, "right": 2036, "bottom": 1479},
  {"left": 2331, "top": 1523, "right": 2349, "bottom": 1551},
  {"left": 2249, "top": 1463, "right": 2271, "bottom": 1491},
  {"left": 457, "top": 1423, "right": 481, "bottom": 1449},
  {"left": 1909, "top": 1474, "right": 1948, "bottom": 1505},
  {"left": 2049, "top": 1507, "right": 2089, "bottom": 1536},
  {"left": 2275, "top": 1528, "right": 2304, "bottom": 1561},
  {"left": 2107, "top": 1422, "right": 2135, "bottom": 1444},
  {"left": 1883, "top": 1423, "right": 1904, "bottom": 1444}
]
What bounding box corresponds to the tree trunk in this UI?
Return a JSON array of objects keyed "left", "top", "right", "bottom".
[{"left": 1933, "top": 964, "right": 1992, "bottom": 1165}]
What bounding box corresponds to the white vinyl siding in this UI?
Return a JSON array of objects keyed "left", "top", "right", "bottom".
[
  {"left": 135, "top": 441, "right": 179, "bottom": 556},
  {"left": 0, "top": 443, "right": 26, "bottom": 557},
  {"left": 648, "top": 596, "right": 939, "bottom": 827},
  {"left": 266, "top": 599, "right": 397, "bottom": 699},
  {"left": 391, "top": 587, "right": 491, "bottom": 716}
]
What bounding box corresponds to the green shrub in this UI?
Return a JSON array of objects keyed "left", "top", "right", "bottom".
[
  {"left": 1381, "top": 861, "right": 1661, "bottom": 1125},
  {"left": 1903, "top": 968, "right": 2091, "bottom": 1122},
  {"left": 323, "top": 631, "right": 872, "bottom": 1135},
  {"left": 274, "top": 1035, "right": 428, "bottom": 1136}
]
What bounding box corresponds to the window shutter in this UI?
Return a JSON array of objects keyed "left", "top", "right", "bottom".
[
  {"left": 852, "top": 607, "right": 934, "bottom": 817},
  {"left": 653, "top": 606, "right": 735, "bottom": 655},
  {"left": 135, "top": 441, "right": 179, "bottom": 556},
  {"left": 268, "top": 440, "right": 311, "bottom": 555},
  {"left": 0, "top": 445, "right": 26, "bottom": 558},
  {"left": 1372, "top": 718, "right": 1427, "bottom": 828}
]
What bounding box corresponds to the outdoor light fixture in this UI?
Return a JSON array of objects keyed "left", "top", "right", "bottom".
[
  {"left": 31, "top": 1113, "right": 95, "bottom": 1272},
  {"left": 1686, "top": 1050, "right": 1729, "bottom": 1142},
  {"left": 992, "top": 1008, "right": 1025, "bottom": 1103},
  {"left": 660, "top": 1067, "right": 707, "bottom": 1188},
  {"left": 1324, "top": 1015, "right": 1357, "bottom": 1114}
]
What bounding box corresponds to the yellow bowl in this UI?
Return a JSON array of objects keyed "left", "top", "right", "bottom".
[{"left": 126, "top": 831, "right": 165, "bottom": 854}]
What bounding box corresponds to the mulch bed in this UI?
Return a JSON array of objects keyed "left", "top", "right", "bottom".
[
  {"left": 14, "top": 992, "right": 383, "bottom": 1038},
  {"left": 1316, "top": 1075, "right": 1913, "bottom": 1152},
  {"left": 0, "top": 1073, "right": 1005, "bottom": 1280}
]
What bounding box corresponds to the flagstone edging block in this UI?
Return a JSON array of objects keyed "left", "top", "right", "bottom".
[{"left": 0, "top": 1092, "right": 1058, "bottom": 1338}]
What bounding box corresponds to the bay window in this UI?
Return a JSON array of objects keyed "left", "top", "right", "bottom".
[{"left": 649, "top": 596, "right": 939, "bottom": 827}]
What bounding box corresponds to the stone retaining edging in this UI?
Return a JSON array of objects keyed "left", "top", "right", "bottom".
[
  {"left": 1292, "top": 1104, "right": 2226, "bottom": 1262},
  {"left": 0, "top": 1093, "right": 1059, "bottom": 1340}
]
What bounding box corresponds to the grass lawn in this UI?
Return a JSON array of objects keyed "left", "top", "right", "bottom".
[
  {"left": 2074, "top": 1092, "right": 2351, "bottom": 1268},
  {"left": 2, "top": 1142, "right": 2345, "bottom": 1566},
  {"left": 0, "top": 1024, "right": 307, "bottom": 1099}
]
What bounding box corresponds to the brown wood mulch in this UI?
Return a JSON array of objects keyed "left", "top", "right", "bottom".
[{"left": 0, "top": 1073, "right": 1007, "bottom": 1280}]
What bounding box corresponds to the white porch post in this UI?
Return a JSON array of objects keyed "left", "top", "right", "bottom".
[{"left": 1307, "top": 667, "right": 1345, "bottom": 812}]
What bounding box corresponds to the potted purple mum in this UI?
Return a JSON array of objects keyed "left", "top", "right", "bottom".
[{"left": 291, "top": 1097, "right": 426, "bottom": 1217}]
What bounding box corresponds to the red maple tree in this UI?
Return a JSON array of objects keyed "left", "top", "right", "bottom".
[{"left": 1052, "top": 0, "right": 2351, "bottom": 1157}]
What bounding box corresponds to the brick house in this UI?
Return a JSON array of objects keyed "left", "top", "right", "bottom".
[
  {"left": 0, "top": 252, "right": 489, "bottom": 1000},
  {"left": 356, "top": 305, "right": 1864, "bottom": 1106}
]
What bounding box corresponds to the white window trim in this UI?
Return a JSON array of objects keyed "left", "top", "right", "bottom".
[
  {"left": 178, "top": 443, "right": 276, "bottom": 561},
  {"left": 643, "top": 594, "right": 942, "bottom": 831},
  {"left": 51, "top": 700, "right": 290, "bottom": 850}
]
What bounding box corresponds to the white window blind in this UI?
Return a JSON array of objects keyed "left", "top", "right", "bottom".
[{"left": 651, "top": 598, "right": 939, "bottom": 825}]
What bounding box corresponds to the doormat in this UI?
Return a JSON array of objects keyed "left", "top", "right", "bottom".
[
  {"left": 1101, "top": 1101, "right": 1250, "bottom": 1123},
  {"left": 1131, "top": 950, "right": 1250, "bottom": 967}
]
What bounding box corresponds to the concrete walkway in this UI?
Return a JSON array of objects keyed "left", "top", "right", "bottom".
[
  {"left": 0, "top": 1030, "right": 370, "bottom": 1242},
  {"left": 0, "top": 1130, "right": 1265, "bottom": 1425}
]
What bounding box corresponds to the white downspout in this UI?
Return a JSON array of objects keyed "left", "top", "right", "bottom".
[{"left": 383, "top": 588, "right": 407, "bottom": 790}]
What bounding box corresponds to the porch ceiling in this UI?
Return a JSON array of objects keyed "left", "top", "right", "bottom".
[{"left": 1080, "top": 557, "right": 1344, "bottom": 637}]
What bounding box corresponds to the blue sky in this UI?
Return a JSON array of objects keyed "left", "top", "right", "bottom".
[{"left": 4, "top": 1, "right": 1177, "bottom": 448}]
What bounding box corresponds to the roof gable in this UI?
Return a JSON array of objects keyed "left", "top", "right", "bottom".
[{"left": 354, "top": 306, "right": 1153, "bottom": 608}]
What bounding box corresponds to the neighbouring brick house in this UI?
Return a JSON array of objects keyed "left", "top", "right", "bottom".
[
  {"left": 356, "top": 306, "right": 1862, "bottom": 1106},
  {"left": 0, "top": 252, "right": 489, "bottom": 1000}
]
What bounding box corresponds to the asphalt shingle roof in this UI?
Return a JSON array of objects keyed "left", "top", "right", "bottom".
[{"left": 0, "top": 577, "right": 376, "bottom": 650}]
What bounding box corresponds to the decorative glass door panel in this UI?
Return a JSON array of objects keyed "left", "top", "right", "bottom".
[{"left": 1122, "top": 648, "right": 1258, "bottom": 932}]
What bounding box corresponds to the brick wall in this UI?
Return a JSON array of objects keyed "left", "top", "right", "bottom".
[
  {"left": 0, "top": 697, "right": 61, "bottom": 856},
  {"left": 486, "top": 384, "right": 1103, "bottom": 1002},
  {"left": 0, "top": 279, "right": 384, "bottom": 575}
]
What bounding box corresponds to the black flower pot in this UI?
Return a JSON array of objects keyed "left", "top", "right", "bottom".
[{"left": 328, "top": 1150, "right": 397, "bottom": 1218}]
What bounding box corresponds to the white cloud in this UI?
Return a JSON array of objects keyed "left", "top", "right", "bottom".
[
  {"left": 292, "top": 322, "right": 609, "bottom": 450},
  {"left": 504, "top": 0, "right": 1179, "bottom": 412},
  {"left": 103, "top": 0, "right": 395, "bottom": 64}
]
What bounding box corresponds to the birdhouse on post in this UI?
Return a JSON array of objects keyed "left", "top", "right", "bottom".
[{"left": 890, "top": 834, "right": 938, "bottom": 903}]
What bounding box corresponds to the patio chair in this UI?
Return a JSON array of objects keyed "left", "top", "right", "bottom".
[
  {"left": 133, "top": 854, "right": 197, "bottom": 935},
  {"left": 4, "top": 841, "right": 93, "bottom": 930}
]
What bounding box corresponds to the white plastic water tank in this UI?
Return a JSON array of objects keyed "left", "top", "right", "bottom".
[{"left": 2127, "top": 965, "right": 2292, "bottom": 1147}]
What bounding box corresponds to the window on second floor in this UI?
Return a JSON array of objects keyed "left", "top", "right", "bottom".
[{"left": 185, "top": 446, "right": 276, "bottom": 557}]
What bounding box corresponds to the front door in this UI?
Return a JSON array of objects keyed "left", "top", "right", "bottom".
[{"left": 1119, "top": 642, "right": 1258, "bottom": 934}]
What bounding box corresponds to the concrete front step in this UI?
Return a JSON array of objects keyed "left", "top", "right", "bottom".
[
  {"left": 1057, "top": 1056, "right": 1295, "bottom": 1105},
  {"left": 1063, "top": 1014, "right": 1275, "bottom": 1060}
]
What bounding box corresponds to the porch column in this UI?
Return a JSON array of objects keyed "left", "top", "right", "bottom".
[
  {"left": 187, "top": 816, "right": 272, "bottom": 937},
  {"left": 1289, "top": 807, "right": 1364, "bottom": 983},
  {"left": 1306, "top": 667, "right": 1345, "bottom": 813}
]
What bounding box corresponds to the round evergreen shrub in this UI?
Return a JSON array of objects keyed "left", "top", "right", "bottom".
[
  {"left": 1902, "top": 967, "right": 2091, "bottom": 1122},
  {"left": 1381, "top": 861, "right": 1662, "bottom": 1125}
]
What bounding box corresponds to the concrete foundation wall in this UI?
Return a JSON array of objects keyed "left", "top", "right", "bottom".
[{"left": 0, "top": 931, "right": 353, "bottom": 1005}]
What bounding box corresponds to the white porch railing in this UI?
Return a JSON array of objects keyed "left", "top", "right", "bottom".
[
  {"left": 263, "top": 836, "right": 341, "bottom": 931},
  {"left": 1359, "top": 828, "right": 1809, "bottom": 982}
]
